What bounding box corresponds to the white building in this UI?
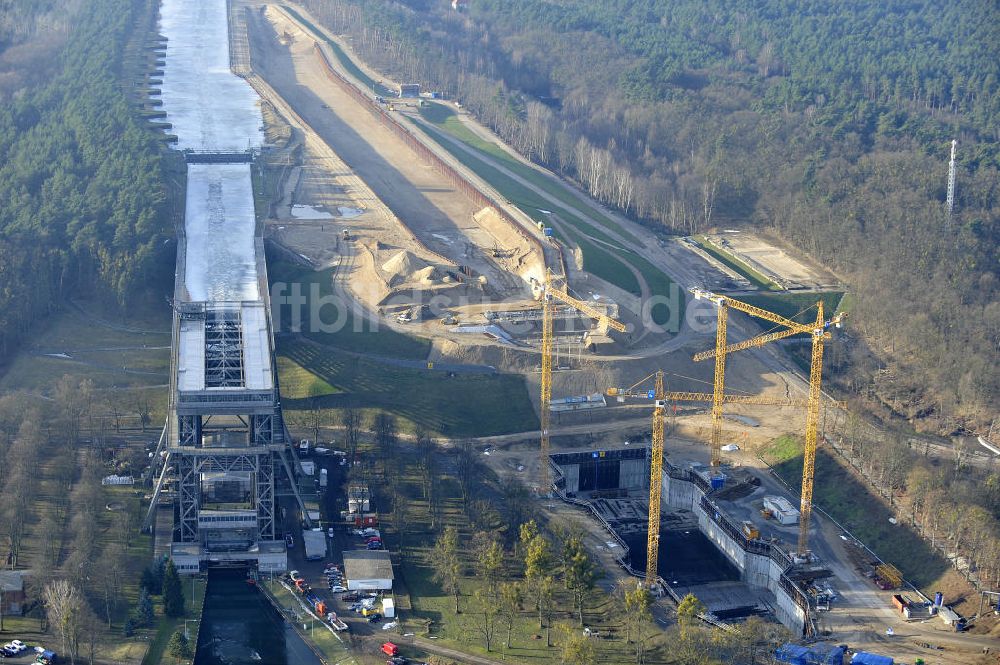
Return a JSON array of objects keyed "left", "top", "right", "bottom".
[
  {"left": 343, "top": 550, "right": 394, "bottom": 590},
  {"left": 763, "top": 496, "right": 800, "bottom": 525}
]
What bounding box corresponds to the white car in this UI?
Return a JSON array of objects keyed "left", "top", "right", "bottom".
[
  {"left": 327, "top": 527, "right": 335, "bottom": 538},
  {"left": 10, "top": 641, "right": 25, "bottom": 651},
  {"left": 330, "top": 585, "right": 347, "bottom": 593}
]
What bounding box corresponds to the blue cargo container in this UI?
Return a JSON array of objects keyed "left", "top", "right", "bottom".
[
  {"left": 775, "top": 643, "right": 846, "bottom": 665},
  {"left": 543, "top": 227, "right": 554, "bottom": 237},
  {"left": 851, "top": 652, "right": 894, "bottom": 665}
]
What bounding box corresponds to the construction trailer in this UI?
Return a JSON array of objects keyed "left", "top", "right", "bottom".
[{"left": 764, "top": 496, "right": 801, "bottom": 525}]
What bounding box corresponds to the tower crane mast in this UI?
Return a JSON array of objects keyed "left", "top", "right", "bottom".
[
  {"left": 691, "top": 288, "right": 844, "bottom": 556},
  {"left": 608, "top": 371, "right": 808, "bottom": 588},
  {"left": 539, "top": 271, "right": 626, "bottom": 492}
]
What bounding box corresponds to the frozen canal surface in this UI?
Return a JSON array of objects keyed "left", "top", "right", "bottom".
[
  {"left": 160, "top": 0, "right": 263, "bottom": 151},
  {"left": 183, "top": 164, "right": 259, "bottom": 302},
  {"left": 160, "top": 0, "right": 264, "bottom": 302}
]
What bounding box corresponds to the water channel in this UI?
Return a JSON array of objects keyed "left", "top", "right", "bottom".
[{"left": 194, "top": 570, "right": 322, "bottom": 665}]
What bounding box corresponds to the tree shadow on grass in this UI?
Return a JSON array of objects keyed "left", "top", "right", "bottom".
[{"left": 771, "top": 448, "right": 950, "bottom": 588}]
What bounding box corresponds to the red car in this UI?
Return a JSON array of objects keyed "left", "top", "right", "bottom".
[{"left": 381, "top": 642, "right": 399, "bottom": 656}]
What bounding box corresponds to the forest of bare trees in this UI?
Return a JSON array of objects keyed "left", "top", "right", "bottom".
[
  {"left": 824, "top": 412, "right": 1000, "bottom": 592},
  {"left": 0, "top": 379, "right": 149, "bottom": 661},
  {"left": 299, "top": 0, "right": 998, "bottom": 436}
]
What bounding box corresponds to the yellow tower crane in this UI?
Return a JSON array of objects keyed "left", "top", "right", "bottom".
[
  {"left": 607, "top": 371, "right": 808, "bottom": 587},
  {"left": 539, "top": 271, "right": 627, "bottom": 493},
  {"left": 690, "top": 289, "right": 844, "bottom": 556}
]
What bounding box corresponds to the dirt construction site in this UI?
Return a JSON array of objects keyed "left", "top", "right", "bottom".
[
  {"left": 227, "top": 2, "right": 1000, "bottom": 663},
  {"left": 245, "top": 5, "right": 546, "bottom": 314},
  {"left": 230, "top": 0, "right": 859, "bottom": 417}
]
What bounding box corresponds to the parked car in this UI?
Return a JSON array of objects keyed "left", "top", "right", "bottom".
[
  {"left": 366, "top": 541, "right": 382, "bottom": 550},
  {"left": 284, "top": 533, "right": 295, "bottom": 548},
  {"left": 10, "top": 642, "right": 24, "bottom": 651},
  {"left": 330, "top": 585, "right": 347, "bottom": 593},
  {"left": 327, "top": 527, "right": 336, "bottom": 538},
  {"left": 367, "top": 613, "right": 383, "bottom": 623},
  {"left": 365, "top": 536, "right": 382, "bottom": 544}
]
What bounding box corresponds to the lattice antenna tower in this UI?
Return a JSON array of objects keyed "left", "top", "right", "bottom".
[{"left": 947, "top": 139, "right": 957, "bottom": 217}]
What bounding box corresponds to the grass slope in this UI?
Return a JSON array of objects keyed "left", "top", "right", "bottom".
[
  {"left": 761, "top": 436, "right": 949, "bottom": 587},
  {"left": 267, "top": 258, "right": 431, "bottom": 360},
  {"left": 277, "top": 338, "right": 537, "bottom": 437},
  {"left": 738, "top": 292, "right": 846, "bottom": 325}
]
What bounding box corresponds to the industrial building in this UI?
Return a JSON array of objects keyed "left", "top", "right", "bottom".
[
  {"left": 550, "top": 447, "right": 649, "bottom": 497},
  {"left": 142, "top": 0, "right": 309, "bottom": 574},
  {"left": 343, "top": 551, "right": 394, "bottom": 590}
]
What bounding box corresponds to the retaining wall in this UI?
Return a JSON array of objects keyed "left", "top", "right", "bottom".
[{"left": 664, "top": 467, "right": 809, "bottom": 635}]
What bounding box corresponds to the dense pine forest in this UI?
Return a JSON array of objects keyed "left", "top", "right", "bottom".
[
  {"left": 0, "top": 0, "right": 172, "bottom": 359},
  {"left": 302, "top": 0, "right": 999, "bottom": 433}
]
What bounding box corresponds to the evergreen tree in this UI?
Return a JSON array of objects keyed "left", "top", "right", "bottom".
[
  {"left": 136, "top": 588, "right": 154, "bottom": 627},
  {"left": 167, "top": 630, "right": 192, "bottom": 659},
  {"left": 162, "top": 560, "right": 185, "bottom": 618}
]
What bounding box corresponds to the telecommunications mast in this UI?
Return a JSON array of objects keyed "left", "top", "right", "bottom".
[{"left": 947, "top": 139, "right": 957, "bottom": 217}]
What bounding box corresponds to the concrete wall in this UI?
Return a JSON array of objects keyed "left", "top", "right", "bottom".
[
  {"left": 620, "top": 458, "right": 649, "bottom": 490},
  {"left": 563, "top": 464, "right": 580, "bottom": 493},
  {"left": 665, "top": 472, "right": 700, "bottom": 511},
  {"left": 662, "top": 473, "right": 807, "bottom": 635}
]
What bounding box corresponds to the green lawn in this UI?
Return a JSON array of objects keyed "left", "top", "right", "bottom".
[
  {"left": 691, "top": 236, "right": 782, "bottom": 290},
  {"left": 379, "top": 464, "right": 666, "bottom": 664},
  {"left": 737, "top": 292, "right": 846, "bottom": 325},
  {"left": 267, "top": 257, "right": 432, "bottom": 360},
  {"left": 0, "top": 303, "right": 171, "bottom": 395},
  {"left": 760, "top": 437, "right": 950, "bottom": 588},
  {"left": 276, "top": 356, "right": 339, "bottom": 398},
  {"left": 141, "top": 578, "right": 207, "bottom": 665},
  {"left": 276, "top": 338, "right": 538, "bottom": 437}
]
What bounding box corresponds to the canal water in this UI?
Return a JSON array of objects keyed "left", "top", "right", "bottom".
[
  {"left": 624, "top": 529, "right": 741, "bottom": 586},
  {"left": 194, "top": 569, "right": 323, "bottom": 665}
]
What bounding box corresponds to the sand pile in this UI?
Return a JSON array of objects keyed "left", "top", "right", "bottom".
[
  {"left": 413, "top": 265, "right": 440, "bottom": 283},
  {"left": 381, "top": 250, "right": 428, "bottom": 285}
]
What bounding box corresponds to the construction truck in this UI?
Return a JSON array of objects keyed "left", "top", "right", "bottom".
[{"left": 303, "top": 529, "right": 327, "bottom": 561}]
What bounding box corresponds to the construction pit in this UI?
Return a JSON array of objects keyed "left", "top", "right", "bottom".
[{"left": 247, "top": 5, "right": 548, "bottom": 316}]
